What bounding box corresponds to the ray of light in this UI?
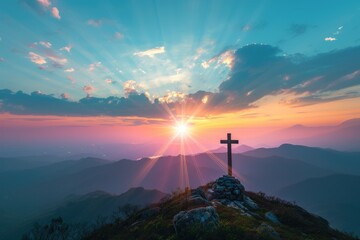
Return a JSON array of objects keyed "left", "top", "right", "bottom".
[{"left": 132, "top": 134, "right": 177, "bottom": 186}]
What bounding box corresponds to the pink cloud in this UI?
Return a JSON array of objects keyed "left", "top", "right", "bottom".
[
  {"left": 88, "top": 62, "right": 101, "bottom": 71},
  {"left": 83, "top": 85, "right": 95, "bottom": 96},
  {"left": 37, "top": 0, "right": 51, "bottom": 8},
  {"left": 51, "top": 7, "right": 60, "bottom": 19},
  {"left": 60, "top": 93, "right": 71, "bottom": 100},
  {"left": 134, "top": 46, "right": 165, "bottom": 58},
  {"left": 29, "top": 52, "right": 46, "bottom": 65},
  {"left": 105, "top": 78, "right": 113, "bottom": 84}
]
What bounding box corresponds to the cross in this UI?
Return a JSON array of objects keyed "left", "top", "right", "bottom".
[{"left": 220, "top": 133, "right": 239, "bottom": 176}]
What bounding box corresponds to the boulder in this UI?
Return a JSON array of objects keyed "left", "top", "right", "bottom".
[
  {"left": 265, "top": 211, "right": 281, "bottom": 225},
  {"left": 173, "top": 206, "right": 219, "bottom": 235}
]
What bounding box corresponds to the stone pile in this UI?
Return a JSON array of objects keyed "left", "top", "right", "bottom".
[{"left": 211, "top": 175, "right": 245, "bottom": 201}]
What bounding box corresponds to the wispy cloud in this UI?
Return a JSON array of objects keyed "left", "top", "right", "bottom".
[
  {"left": 134, "top": 46, "right": 165, "bottom": 58},
  {"left": 87, "top": 19, "right": 102, "bottom": 27},
  {"left": 88, "top": 62, "right": 101, "bottom": 71},
  {"left": 51, "top": 7, "right": 60, "bottom": 19},
  {"left": 39, "top": 41, "right": 52, "bottom": 48},
  {"left": 114, "top": 32, "right": 123, "bottom": 40},
  {"left": 28, "top": 52, "right": 46, "bottom": 65},
  {"left": 60, "top": 45, "right": 72, "bottom": 53},
  {"left": 64, "top": 68, "right": 74, "bottom": 72},
  {"left": 201, "top": 50, "right": 235, "bottom": 69},
  {"left": 325, "top": 37, "right": 336, "bottom": 41}
]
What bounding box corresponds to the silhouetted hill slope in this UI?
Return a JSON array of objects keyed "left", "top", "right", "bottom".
[
  {"left": 243, "top": 144, "right": 360, "bottom": 175},
  {"left": 277, "top": 174, "right": 360, "bottom": 235},
  {"left": 10, "top": 188, "right": 168, "bottom": 240},
  {"left": 85, "top": 183, "right": 357, "bottom": 240},
  {"left": 44, "top": 187, "right": 168, "bottom": 223}
]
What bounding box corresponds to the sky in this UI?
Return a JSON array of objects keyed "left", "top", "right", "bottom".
[{"left": 0, "top": 0, "right": 360, "bottom": 157}]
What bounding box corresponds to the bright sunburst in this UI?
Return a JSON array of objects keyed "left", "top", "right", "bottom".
[{"left": 175, "top": 122, "right": 190, "bottom": 137}]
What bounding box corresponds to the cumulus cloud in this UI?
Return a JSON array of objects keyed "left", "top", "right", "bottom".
[
  {"left": 87, "top": 19, "right": 102, "bottom": 27},
  {"left": 134, "top": 46, "right": 165, "bottom": 58},
  {"left": 37, "top": 0, "right": 51, "bottom": 8},
  {"left": 6, "top": 44, "right": 360, "bottom": 118},
  {"left": 51, "top": 7, "right": 60, "bottom": 19},
  {"left": 202, "top": 50, "right": 235, "bottom": 69},
  {"left": 29, "top": 52, "right": 46, "bottom": 65},
  {"left": 325, "top": 37, "right": 336, "bottom": 41},
  {"left": 0, "top": 89, "right": 166, "bottom": 118}
]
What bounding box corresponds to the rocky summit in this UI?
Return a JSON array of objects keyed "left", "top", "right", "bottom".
[{"left": 85, "top": 176, "right": 358, "bottom": 240}]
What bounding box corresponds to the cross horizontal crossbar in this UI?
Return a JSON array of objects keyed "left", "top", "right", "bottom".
[{"left": 220, "top": 140, "right": 239, "bottom": 144}]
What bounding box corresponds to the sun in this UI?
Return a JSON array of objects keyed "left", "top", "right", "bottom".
[{"left": 175, "top": 122, "right": 190, "bottom": 137}]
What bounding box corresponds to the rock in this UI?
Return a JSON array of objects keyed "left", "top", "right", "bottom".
[
  {"left": 173, "top": 206, "right": 219, "bottom": 235},
  {"left": 257, "top": 222, "right": 281, "bottom": 240},
  {"left": 265, "top": 211, "right": 281, "bottom": 225},
  {"left": 243, "top": 195, "right": 258, "bottom": 209}
]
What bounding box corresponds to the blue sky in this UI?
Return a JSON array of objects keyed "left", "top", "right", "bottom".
[{"left": 0, "top": 0, "right": 359, "bottom": 117}]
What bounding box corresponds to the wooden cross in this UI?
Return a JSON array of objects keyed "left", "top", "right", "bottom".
[{"left": 220, "top": 133, "right": 239, "bottom": 176}]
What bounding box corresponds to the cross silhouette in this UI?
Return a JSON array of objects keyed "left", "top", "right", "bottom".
[{"left": 220, "top": 133, "right": 239, "bottom": 176}]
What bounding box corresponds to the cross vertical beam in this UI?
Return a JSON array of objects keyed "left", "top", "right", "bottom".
[{"left": 220, "top": 133, "right": 239, "bottom": 176}]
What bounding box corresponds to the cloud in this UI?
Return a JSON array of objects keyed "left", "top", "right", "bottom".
[
  {"left": 83, "top": 85, "right": 95, "bottom": 96},
  {"left": 87, "top": 19, "right": 102, "bottom": 27},
  {"left": 134, "top": 46, "right": 165, "bottom": 58},
  {"left": 105, "top": 78, "right": 114, "bottom": 84},
  {"left": 60, "top": 45, "right": 72, "bottom": 53},
  {"left": 37, "top": 0, "right": 51, "bottom": 8},
  {"left": 64, "top": 68, "right": 74, "bottom": 72},
  {"left": 0, "top": 57, "right": 4, "bottom": 62},
  {"left": 88, "top": 62, "right": 102, "bottom": 71},
  {"left": 47, "top": 53, "right": 67, "bottom": 68},
  {"left": 0, "top": 89, "right": 166, "bottom": 118},
  {"left": 114, "top": 32, "right": 123, "bottom": 40},
  {"left": 60, "top": 93, "right": 70, "bottom": 100},
  {"left": 199, "top": 44, "right": 360, "bottom": 112},
  {"left": 202, "top": 50, "right": 235, "bottom": 69},
  {"left": 51, "top": 7, "right": 60, "bottom": 19},
  {"left": 39, "top": 41, "right": 52, "bottom": 48},
  {"left": 28, "top": 52, "right": 46, "bottom": 65},
  {"left": 325, "top": 37, "right": 336, "bottom": 41},
  {"left": 6, "top": 44, "right": 360, "bottom": 118}
]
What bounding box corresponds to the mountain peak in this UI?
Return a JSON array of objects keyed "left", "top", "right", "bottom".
[{"left": 85, "top": 177, "right": 356, "bottom": 240}]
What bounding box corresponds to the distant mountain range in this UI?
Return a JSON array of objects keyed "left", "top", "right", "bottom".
[
  {"left": 265, "top": 118, "right": 360, "bottom": 151},
  {"left": 1, "top": 143, "right": 359, "bottom": 238},
  {"left": 278, "top": 174, "right": 360, "bottom": 235}
]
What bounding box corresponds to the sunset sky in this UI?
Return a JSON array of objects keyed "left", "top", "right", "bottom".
[{"left": 0, "top": 0, "right": 360, "bottom": 156}]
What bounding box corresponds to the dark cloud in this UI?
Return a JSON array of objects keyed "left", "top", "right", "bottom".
[
  {"left": 1, "top": 44, "right": 359, "bottom": 118},
  {"left": 0, "top": 90, "right": 167, "bottom": 118},
  {"left": 197, "top": 44, "right": 360, "bottom": 113}
]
